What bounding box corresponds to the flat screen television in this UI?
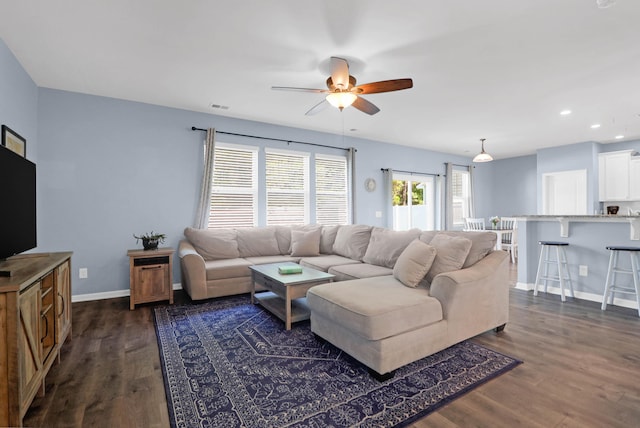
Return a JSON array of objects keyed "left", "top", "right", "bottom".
[{"left": 0, "top": 146, "right": 36, "bottom": 261}]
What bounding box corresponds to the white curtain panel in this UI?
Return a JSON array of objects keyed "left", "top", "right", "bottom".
[
  {"left": 348, "top": 147, "right": 356, "bottom": 224},
  {"left": 194, "top": 128, "right": 216, "bottom": 229},
  {"left": 383, "top": 168, "right": 394, "bottom": 229},
  {"left": 468, "top": 164, "right": 476, "bottom": 218},
  {"left": 445, "top": 162, "right": 453, "bottom": 230}
]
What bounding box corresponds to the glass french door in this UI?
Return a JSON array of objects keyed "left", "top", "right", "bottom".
[{"left": 391, "top": 173, "right": 436, "bottom": 231}]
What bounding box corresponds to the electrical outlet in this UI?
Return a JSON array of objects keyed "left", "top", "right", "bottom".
[
  {"left": 79, "top": 268, "right": 88, "bottom": 279},
  {"left": 375, "top": 211, "right": 382, "bottom": 218},
  {"left": 579, "top": 265, "right": 588, "bottom": 277}
]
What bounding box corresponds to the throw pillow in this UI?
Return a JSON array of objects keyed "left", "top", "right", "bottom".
[
  {"left": 425, "top": 234, "right": 473, "bottom": 284},
  {"left": 236, "top": 227, "right": 280, "bottom": 257},
  {"left": 393, "top": 239, "right": 437, "bottom": 288},
  {"left": 290, "top": 228, "right": 321, "bottom": 257},
  {"left": 183, "top": 227, "right": 239, "bottom": 260},
  {"left": 332, "top": 224, "right": 372, "bottom": 261},
  {"left": 363, "top": 227, "right": 422, "bottom": 268}
]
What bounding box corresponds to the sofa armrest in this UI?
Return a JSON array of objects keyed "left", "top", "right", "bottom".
[
  {"left": 178, "top": 239, "right": 208, "bottom": 300},
  {"left": 429, "top": 250, "right": 509, "bottom": 340}
]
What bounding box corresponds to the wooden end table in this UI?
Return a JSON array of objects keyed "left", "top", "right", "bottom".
[
  {"left": 249, "top": 262, "right": 334, "bottom": 330},
  {"left": 128, "top": 247, "right": 174, "bottom": 310}
]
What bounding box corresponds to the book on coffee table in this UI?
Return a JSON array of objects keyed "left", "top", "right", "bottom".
[{"left": 278, "top": 265, "right": 303, "bottom": 275}]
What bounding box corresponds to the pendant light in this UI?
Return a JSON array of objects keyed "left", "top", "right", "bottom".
[{"left": 473, "top": 138, "right": 493, "bottom": 162}]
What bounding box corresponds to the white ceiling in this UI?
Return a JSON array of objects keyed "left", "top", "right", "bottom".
[{"left": 1, "top": 0, "right": 639, "bottom": 159}]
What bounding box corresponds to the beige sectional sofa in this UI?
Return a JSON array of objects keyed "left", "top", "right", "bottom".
[{"left": 178, "top": 224, "right": 509, "bottom": 378}]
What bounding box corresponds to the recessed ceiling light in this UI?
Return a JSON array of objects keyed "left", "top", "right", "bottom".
[
  {"left": 560, "top": 110, "right": 572, "bottom": 116},
  {"left": 591, "top": 124, "right": 601, "bottom": 129},
  {"left": 615, "top": 135, "right": 624, "bottom": 139},
  {"left": 596, "top": 0, "right": 616, "bottom": 8}
]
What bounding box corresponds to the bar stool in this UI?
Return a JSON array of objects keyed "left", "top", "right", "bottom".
[
  {"left": 534, "top": 241, "right": 574, "bottom": 302},
  {"left": 601, "top": 246, "right": 640, "bottom": 317}
]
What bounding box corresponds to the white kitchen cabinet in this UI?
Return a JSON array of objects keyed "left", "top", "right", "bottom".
[
  {"left": 630, "top": 158, "right": 640, "bottom": 200},
  {"left": 598, "top": 150, "right": 638, "bottom": 201}
]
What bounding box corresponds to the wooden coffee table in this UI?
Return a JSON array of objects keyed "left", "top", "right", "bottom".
[{"left": 249, "top": 262, "right": 334, "bottom": 330}]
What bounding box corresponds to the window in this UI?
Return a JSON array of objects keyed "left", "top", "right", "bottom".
[
  {"left": 391, "top": 173, "right": 436, "bottom": 230},
  {"left": 265, "top": 148, "right": 309, "bottom": 225},
  {"left": 451, "top": 168, "right": 471, "bottom": 227},
  {"left": 315, "top": 154, "right": 349, "bottom": 225},
  {"left": 208, "top": 143, "right": 258, "bottom": 229}
]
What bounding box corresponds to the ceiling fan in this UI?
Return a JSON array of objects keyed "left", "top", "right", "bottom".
[{"left": 272, "top": 57, "right": 413, "bottom": 116}]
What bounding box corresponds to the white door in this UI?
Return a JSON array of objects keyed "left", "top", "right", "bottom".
[{"left": 542, "top": 170, "right": 587, "bottom": 215}]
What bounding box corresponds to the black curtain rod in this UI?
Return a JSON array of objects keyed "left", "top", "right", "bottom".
[
  {"left": 381, "top": 168, "right": 440, "bottom": 177},
  {"left": 191, "top": 126, "right": 353, "bottom": 152}
]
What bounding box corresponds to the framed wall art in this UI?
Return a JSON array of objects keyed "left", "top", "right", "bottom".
[{"left": 1, "top": 125, "right": 26, "bottom": 157}]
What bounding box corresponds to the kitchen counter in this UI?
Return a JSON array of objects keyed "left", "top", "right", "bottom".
[
  {"left": 515, "top": 215, "right": 640, "bottom": 240},
  {"left": 515, "top": 215, "right": 639, "bottom": 311}
]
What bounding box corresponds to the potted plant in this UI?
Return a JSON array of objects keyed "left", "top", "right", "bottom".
[
  {"left": 490, "top": 216, "right": 500, "bottom": 229},
  {"left": 133, "top": 232, "right": 166, "bottom": 250}
]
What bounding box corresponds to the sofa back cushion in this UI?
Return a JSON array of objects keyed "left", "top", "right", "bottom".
[
  {"left": 425, "top": 233, "right": 472, "bottom": 284},
  {"left": 437, "top": 231, "right": 496, "bottom": 268},
  {"left": 290, "top": 228, "right": 322, "bottom": 257},
  {"left": 393, "top": 239, "right": 437, "bottom": 288},
  {"left": 274, "top": 226, "right": 292, "bottom": 255},
  {"left": 420, "top": 230, "right": 495, "bottom": 268},
  {"left": 332, "top": 224, "right": 372, "bottom": 261},
  {"left": 184, "top": 227, "right": 239, "bottom": 260},
  {"left": 237, "top": 227, "right": 280, "bottom": 257},
  {"left": 320, "top": 225, "right": 341, "bottom": 254},
  {"left": 363, "top": 227, "right": 421, "bottom": 268}
]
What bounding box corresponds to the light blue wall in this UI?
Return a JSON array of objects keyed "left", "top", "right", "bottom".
[
  {"left": 476, "top": 155, "right": 537, "bottom": 218},
  {"left": 0, "top": 39, "right": 38, "bottom": 161},
  {"left": 6, "top": 33, "right": 638, "bottom": 301},
  {"left": 536, "top": 141, "right": 601, "bottom": 214},
  {"left": 35, "top": 88, "right": 476, "bottom": 296}
]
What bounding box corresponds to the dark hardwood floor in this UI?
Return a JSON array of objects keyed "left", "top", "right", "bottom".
[{"left": 24, "top": 264, "right": 640, "bottom": 428}]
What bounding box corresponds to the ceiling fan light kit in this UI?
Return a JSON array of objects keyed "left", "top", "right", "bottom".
[
  {"left": 326, "top": 92, "right": 357, "bottom": 110},
  {"left": 272, "top": 57, "right": 413, "bottom": 116},
  {"left": 473, "top": 138, "right": 494, "bottom": 163}
]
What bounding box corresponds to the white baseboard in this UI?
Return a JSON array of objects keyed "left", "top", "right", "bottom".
[
  {"left": 514, "top": 282, "right": 638, "bottom": 310},
  {"left": 72, "top": 283, "right": 182, "bottom": 303}
]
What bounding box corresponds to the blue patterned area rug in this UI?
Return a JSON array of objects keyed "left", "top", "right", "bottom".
[{"left": 154, "top": 295, "right": 521, "bottom": 428}]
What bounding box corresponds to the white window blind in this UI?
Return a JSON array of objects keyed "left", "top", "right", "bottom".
[
  {"left": 315, "top": 154, "right": 348, "bottom": 225},
  {"left": 451, "top": 168, "right": 470, "bottom": 227},
  {"left": 209, "top": 143, "right": 258, "bottom": 229},
  {"left": 266, "top": 149, "right": 309, "bottom": 225}
]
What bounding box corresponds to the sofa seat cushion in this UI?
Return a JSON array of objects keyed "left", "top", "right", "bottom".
[
  {"left": 328, "top": 263, "right": 392, "bottom": 282},
  {"left": 299, "top": 255, "right": 361, "bottom": 272},
  {"left": 307, "top": 276, "right": 443, "bottom": 341},
  {"left": 244, "top": 255, "right": 301, "bottom": 265},
  {"left": 204, "top": 258, "right": 253, "bottom": 280}
]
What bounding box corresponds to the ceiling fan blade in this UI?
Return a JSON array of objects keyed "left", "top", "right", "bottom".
[
  {"left": 330, "top": 57, "right": 350, "bottom": 89},
  {"left": 353, "top": 78, "right": 413, "bottom": 94},
  {"left": 305, "top": 99, "right": 329, "bottom": 116},
  {"left": 271, "top": 86, "right": 328, "bottom": 93},
  {"left": 351, "top": 96, "right": 380, "bottom": 115}
]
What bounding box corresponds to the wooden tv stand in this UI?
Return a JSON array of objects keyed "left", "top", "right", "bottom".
[{"left": 0, "top": 252, "right": 72, "bottom": 427}]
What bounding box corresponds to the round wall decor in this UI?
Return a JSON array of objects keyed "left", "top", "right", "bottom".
[{"left": 364, "top": 178, "right": 376, "bottom": 192}]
